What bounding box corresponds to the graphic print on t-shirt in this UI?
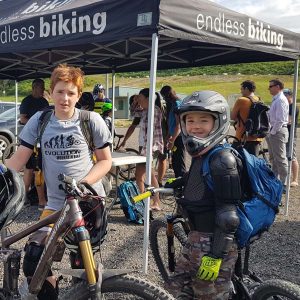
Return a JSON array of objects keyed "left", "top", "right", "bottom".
[{"left": 44, "top": 133, "right": 82, "bottom": 160}]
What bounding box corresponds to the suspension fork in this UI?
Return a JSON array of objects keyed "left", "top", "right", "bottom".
[
  {"left": 76, "top": 227, "right": 97, "bottom": 284},
  {"left": 66, "top": 197, "right": 100, "bottom": 299},
  {"left": 166, "top": 215, "right": 176, "bottom": 272}
]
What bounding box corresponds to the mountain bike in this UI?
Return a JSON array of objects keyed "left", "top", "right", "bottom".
[
  {"left": 0, "top": 175, "right": 174, "bottom": 299},
  {"left": 132, "top": 187, "right": 300, "bottom": 300}
]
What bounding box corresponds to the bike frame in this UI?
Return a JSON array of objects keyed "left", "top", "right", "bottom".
[{"left": 0, "top": 193, "right": 99, "bottom": 298}]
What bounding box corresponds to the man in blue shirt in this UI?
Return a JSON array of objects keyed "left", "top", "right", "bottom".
[
  {"left": 160, "top": 85, "right": 186, "bottom": 177},
  {"left": 266, "top": 79, "right": 289, "bottom": 191},
  {"left": 284, "top": 88, "right": 299, "bottom": 187}
]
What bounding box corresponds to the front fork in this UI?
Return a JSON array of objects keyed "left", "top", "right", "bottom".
[
  {"left": 75, "top": 226, "right": 100, "bottom": 299},
  {"left": 166, "top": 215, "right": 176, "bottom": 272}
]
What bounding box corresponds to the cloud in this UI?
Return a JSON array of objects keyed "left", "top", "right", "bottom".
[{"left": 211, "top": 0, "right": 300, "bottom": 32}]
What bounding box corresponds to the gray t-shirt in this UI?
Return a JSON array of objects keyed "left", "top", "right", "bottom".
[{"left": 19, "top": 108, "right": 112, "bottom": 210}]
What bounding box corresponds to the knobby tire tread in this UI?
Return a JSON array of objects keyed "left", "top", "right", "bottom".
[
  {"left": 252, "top": 279, "right": 300, "bottom": 300},
  {"left": 60, "top": 274, "right": 174, "bottom": 299}
]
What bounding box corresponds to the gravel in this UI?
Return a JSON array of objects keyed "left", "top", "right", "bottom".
[{"left": 1, "top": 126, "right": 299, "bottom": 296}]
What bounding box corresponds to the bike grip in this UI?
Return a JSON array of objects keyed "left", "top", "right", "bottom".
[{"left": 132, "top": 191, "right": 152, "bottom": 203}]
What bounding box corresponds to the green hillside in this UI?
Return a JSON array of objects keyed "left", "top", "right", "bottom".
[{"left": 0, "top": 61, "right": 299, "bottom": 104}]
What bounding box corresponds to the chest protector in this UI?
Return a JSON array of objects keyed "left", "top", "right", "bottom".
[{"left": 181, "top": 158, "right": 215, "bottom": 212}]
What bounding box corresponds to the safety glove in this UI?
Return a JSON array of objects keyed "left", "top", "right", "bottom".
[
  {"left": 164, "top": 177, "right": 184, "bottom": 189},
  {"left": 196, "top": 255, "right": 222, "bottom": 281}
]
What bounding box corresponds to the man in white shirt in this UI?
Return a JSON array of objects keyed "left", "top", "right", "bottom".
[{"left": 266, "top": 79, "right": 289, "bottom": 191}]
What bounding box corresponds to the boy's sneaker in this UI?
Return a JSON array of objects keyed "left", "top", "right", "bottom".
[{"left": 290, "top": 181, "right": 298, "bottom": 187}]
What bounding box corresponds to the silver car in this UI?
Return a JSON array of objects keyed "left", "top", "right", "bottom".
[{"left": 0, "top": 105, "right": 22, "bottom": 160}]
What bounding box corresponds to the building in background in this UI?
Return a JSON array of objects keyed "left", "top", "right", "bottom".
[{"left": 108, "top": 86, "right": 186, "bottom": 119}]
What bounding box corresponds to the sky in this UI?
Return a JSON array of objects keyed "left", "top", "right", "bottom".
[{"left": 211, "top": 0, "right": 300, "bottom": 33}]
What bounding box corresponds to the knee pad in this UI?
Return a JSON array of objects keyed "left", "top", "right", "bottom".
[
  {"left": 37, "top": 279, "right": 58, "bottom": 300},
  {"left": 23, "top": 243, "right": 44, "bottom": 277}
]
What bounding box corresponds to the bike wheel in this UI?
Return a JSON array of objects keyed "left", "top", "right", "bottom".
[
  {"left": 61, "top": 274, "right": 174, "bottom": 299},
  {"left": 150, "top": 218, "right": 187, "bottom": 282},
  {"left": 252, "top": 279, "right": 300, "bottom": 300},
  {"left": 2, "top": 142, "right": 18, "bottom": 163},
  {"left": 118, "top": 148, "right": 139, "bottom": 181}
]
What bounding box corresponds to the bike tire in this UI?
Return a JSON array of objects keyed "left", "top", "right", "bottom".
[
  {"left": 2, "top": 142, "right": 18, "bottom": 163},
  {"left": 118, "top": 148, "right": 140, "bottom": 181},
  {"left": 60, "top": 274, "right": 174, "bottom": 299},
  {"left": 252, "top": 279, "right": 300, "bottom": 300},
  {"left": 150, "top": 218, "right": 187, "bottom": 282}
]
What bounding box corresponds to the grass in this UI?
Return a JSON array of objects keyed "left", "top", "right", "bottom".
[
  {"left": 85, "top": 74, "right": 298, "bottom": 105},
  {"left": 1, "top": 74, "right": 298, "bottom": 106}
]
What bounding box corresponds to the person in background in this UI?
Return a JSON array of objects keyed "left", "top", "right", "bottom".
[
  {"left": 19, "top": 78, "right": 49, "bottom": 210},
  {"left": 120, "top": 94, "right": 167, "bottom": 186},
  {"left": 266, "top": 79, "right": 289, "bottom": 192},
  {"left": 92, "top": 83, "right": 112, "bottom": 115},
  {"left": 231, "top": 80, "right": 263, "bottom": 156},
  {"left": 160, "top": 85, "right": 186, "bottom": 177},
  {"left": 136, "top": 88, "right": 164, "bottom": 210},
  {"left": 102, "top": 102, "right": 114, "bottom": 134},
  {"left": 283, "top": 88, "right": 299, "bottom": 187},
  {"left": 75, "top": 91, "right": 95, "bottom": 111},
  {"left": 119, "top": 94, "right": 144, "bottom": 150}
]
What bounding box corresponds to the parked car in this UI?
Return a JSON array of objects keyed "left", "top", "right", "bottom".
[
  {"left": 0, "top": 101, "right": 17, "bottom": 114},
  {"left": 0, "top": 105, "right": 23, "bottom": 160}
]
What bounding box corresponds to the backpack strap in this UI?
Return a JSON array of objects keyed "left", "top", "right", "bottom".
[
  {"left": 35, "top": 109, "right": 53, "bottom": 170},
  {"left": 202, "top": 143, "right": 238, "bottom": 190},
  {"left": 79, "top": 110, "right": 94, "bottom": 152},
  {"left": 236, "top": 96, "right": 254, "bottom": 128}
]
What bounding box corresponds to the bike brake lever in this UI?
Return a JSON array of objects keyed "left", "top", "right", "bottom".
[{"left": 58, "top": 184, "right": 66, "bottom": 192}]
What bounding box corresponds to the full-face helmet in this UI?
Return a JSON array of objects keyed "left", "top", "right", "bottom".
[
  {"left": 176, "top": 90, "right": 230, "bottom": 157},
  {"left": 92, "top": 83, "right": 105, "bottom": 95},
  {"left": 0, "top": 166, "right": 25, "bottom": 230},
  {"left": 64, "top": 196, "right": 107, "bottom": 253}
]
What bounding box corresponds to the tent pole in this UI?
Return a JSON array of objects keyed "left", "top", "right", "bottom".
[
  {"left": 106, "top": 73, "right": 109, "bottom": 95},
  {"left": 143, "top": 32, "right": 159, "bottom": 274},
  {"left": 111, "top": 70, "right": 116, "bottom": 152},
  {"left": 14, "top": 80, "right": 18, "bottom": 143},
  {"left": 284, "top": 58, "right": 299, "bottom": 216}
]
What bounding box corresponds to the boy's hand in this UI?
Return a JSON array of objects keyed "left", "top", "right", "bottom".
[
  {"left": 196, "top": 255, "right": 222, "bottom": 281},
  {"left": 164, "top": 177, "right": 184, "bottom": 188}
]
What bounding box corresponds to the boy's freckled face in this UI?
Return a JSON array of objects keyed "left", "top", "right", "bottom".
[{"left": 185, "top": 112, "right": 215, "bottom": 138}]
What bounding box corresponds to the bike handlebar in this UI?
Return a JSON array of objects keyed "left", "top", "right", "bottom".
[
  {"left": 58, "top": 173, "right": 76, "bottom": 185},
  {"left": 132, "top": 187, "right": 174, "bottom": 203},
  {"left": 58, "top": 173, "right": 98, "bottom": 197}
]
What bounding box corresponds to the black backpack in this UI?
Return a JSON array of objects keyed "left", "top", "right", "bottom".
[{"left": 239, "top": 97, "right": 270, "bottom": 138}]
